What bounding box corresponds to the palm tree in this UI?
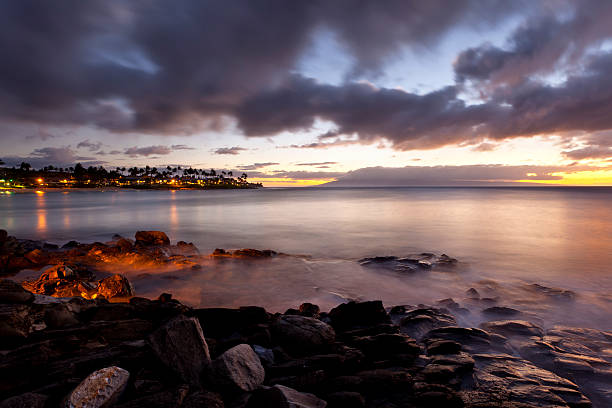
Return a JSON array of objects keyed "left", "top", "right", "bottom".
[{"left": 20, "top": 162, "right": 31, "bottom": 172}]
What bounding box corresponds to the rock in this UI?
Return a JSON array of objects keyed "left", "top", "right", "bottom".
[
  {"left": 350, "top": 333, "right": 420, "bottom": 362},
  {"left": 0, "top": 304, "right": 31, "bottom": 347},
  {"left": 0, "top": 280, "right": 34, "bottom": 304},
  {"left": 272, "top": 315, "right": 335, "bottom": 354},
  {"left": 181, "top": 391, "right": 224, "bottom": 408},
  {"left": 247, "top": 384, "right": 327, "bottom": 408},
  {"left": 481, "top": 320, "right": 544, "bottom": 338},
  {"left": 66, "top": 366, "right": 129, "bottom": 408},
  {"left": 114, "top": 238, "right": 133, "bottom": 251},
  {"left": 326, "top": 392, "right": 364, "bottom": 408},
  {"left": 299, "top": 303, "right": 320, "bottom": 318},
  {"left": 466, "top": 288, "right": 480, "bottom": 299},
  {"left": 0, "top": 229, "right": 7, "bottom": 245},
  {"left": 114, "top": 386, "right": 189, "bottom": 408},
  {"left": 212, "top": 344, "right": 265, "bottom": 392},
  {"left": 44, "top": 303, "right": 79, "bottom": 328},
  {"left": 97, "top": 274, "right": 134, "bottom": 299},
  {"left": 23, "top": 249, "right": 49, "bottom": 265},
  {"left": 482, "top": 306, "right": 522, "bottom": 317},
  {"left": 328, "top": 301, "right": 390, "bottom": 331},
  {"left": 427, "top": 339, "right": 462, "bottom": 355},
  {"left": 43, "top": 264, "right": 76, "bottom": 280},
  {"left": 62, "top": 240, "right": 80, "bottom": 248},
  {"left": 134, "top": 231, "right": 170, "bottom": 246},
  {"left": 399, "top": 308, "right": 456, "bottom": 340},
  {"left": 0, "top": 393, "right": 47, "bottom": 408},
  {"left": 424, "top": 327, "right": 507, "bottom": 354},
  {"left": 253, "top": 345, "right": 275, "bottom": 365},
  {"left": 413, "top": 383, "right": 463, "bottom": 408},
  {"left": 147, "top": 315, "right": 211, "bottom": 385}
]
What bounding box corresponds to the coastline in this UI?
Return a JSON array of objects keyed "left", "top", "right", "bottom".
[{"left": 1, "top": 230, "right": 611, "bottom": 407}]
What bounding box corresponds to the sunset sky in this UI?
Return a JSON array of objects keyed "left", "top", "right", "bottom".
[{"left": 1, "top": 0, "right": 611, "bottom": 186}]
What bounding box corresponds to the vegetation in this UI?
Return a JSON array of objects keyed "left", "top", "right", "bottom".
[{"left": 0, "top": 160, "right": 261, "bottom": 190}]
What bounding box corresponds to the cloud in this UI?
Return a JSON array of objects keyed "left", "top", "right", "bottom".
[
  {"left": 77, "top": 139, "right": 103, "bottom": 151},
  {"left": 213, "top": 146, "right": 248, "bottom": 155},
  {"left": 171, "top": 144, "right": 195, "bottom": 150},
  {"left": 2, "top": 146, "right": 104, "bottom": 168},
  {"left": 324, "top": 164, "right": 602, "bottom": 187},
  {"left": 237, "top": 162, "right": 279, "bottom": 171},
  {"left": 0, "top": 0, "right": 524, "bottom": 135},
  {"left": 472, "top": 142, "right": 497, "bottom": 152},
  {"left": 563, "top": 146, "right": 612, "bottom": 160},
  {"left": 247, "top": 170, "right": 344, "bottom": 180},
  {"left": 124, "top": 145, "right": 172, "bottom": 157},
  {"left": 296, "top": 161, "right": 338, "bottom": 166}
]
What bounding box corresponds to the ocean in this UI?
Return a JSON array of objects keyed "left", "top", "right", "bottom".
[{"left": 2, "top": 187, "right": 611, "bottom": 329}]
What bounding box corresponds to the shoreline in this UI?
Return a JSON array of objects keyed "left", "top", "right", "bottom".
[{"left": 1, "top": 230, "right": 611, "bottom": 407}]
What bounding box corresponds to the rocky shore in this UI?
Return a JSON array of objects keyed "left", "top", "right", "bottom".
[{"left": 1, "top": 230, "right": 611, "bottom": 407}]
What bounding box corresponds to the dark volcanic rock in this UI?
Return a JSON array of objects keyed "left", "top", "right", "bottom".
[
  {"left": 147, "top": 315, "right": 211, "bottom": 385},
  {"left": 349, "top": 333, "right": 420, "bottom": 362},
  {"left": 134, "top": 231, "right": 170, "bottom": 246},
  {"left": 0, "top": 280, "right": 34, "bottom": 304},
  {"left": 328, "top": 301, "right": 390, "bottom": 331},
  {"left": 212, "top": 344, "right": 265, "bottom": 392},
  {"left": 181, "top": 391, "right": 224, "bottom": 408},
  {"left": 272, "top": 315, "right": 335, "bottom": 354},
  {"left": 247, "top": 384, "right": 327, "bottom": 408},
  {"left": 399, "top": 307, "right": 457, "bottom": 340},
  {"left": 427, "top": 339, "right": 462, "bottom": 355}
]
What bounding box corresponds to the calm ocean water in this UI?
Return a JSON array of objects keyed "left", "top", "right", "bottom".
[{"left": 1, "top": 187, "right": 611, "bottom": 328}]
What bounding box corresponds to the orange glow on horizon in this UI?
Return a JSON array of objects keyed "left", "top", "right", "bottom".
[
  {"left": 518, "top": 169, "right": 612, "bottom": 186},
  {"left": 249, "top": 177, "right": 337, "bottom": 187}
]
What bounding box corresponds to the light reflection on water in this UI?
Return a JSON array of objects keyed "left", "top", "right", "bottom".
[{"left": 1, "top": 187, "right": 611, "bottom": 327}]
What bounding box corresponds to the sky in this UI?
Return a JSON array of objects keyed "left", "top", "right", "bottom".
[{"left": 0, "top": 0, "right": 611, "bottom": 186}]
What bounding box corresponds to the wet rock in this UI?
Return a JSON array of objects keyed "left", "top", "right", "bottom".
[
  {"left": 0, "top": 392, "right": 47, "bottom": 408},
  {"left": 97, "top": 274, "right": 134, "bottom": 299},
  {"left": 424, "top": 327, "right": 508, "bottom": 354},
  {"left": 147, "top": 315, "right": 211, "bottom": 385},
  {"left": 114, "top": 238, "right": 133, "bottom": 252},
  {"left": 328, "top": 301, "right": 389, "bottom": 331},
  {"left": 66, "top": 366, "right": 129, "bottom": 408},
  {"left": 481, "top": 320, "right": 544, "bottom": 338},
  {"left": 23, "top": 249, "right": 49, "bottom": 265},
  {"left": 482, "top": 306, "right": 521, "bottom": 317},
  {"left": 212, "top": 344, "right": 265, "bottom": 392},
  {"left": 211, "top": 248, "right": 277, "bottom": 258},
  {"left": 399, "top": 307, "right": 456, "bottom": 340},
  {"left": 414, "top": 383, "right": 464, "bottom": 408},
  {"left": 62, "top": 240, "right": 80, "bottom": 249},
  {"left": 114, "top": 386, "right": 189, "bottom": 408},
  {"left": 272, "top": 315, "right": 335, "bottom": 354},
  {"left": 0, "top": 280, "right": 34, "bottom": 304},
  {"left": 134, "top": 231, "right": 170, "bottom": 246},
  {"left": 247, "top": 384, "right": 327, "bottom": 408},
  {"left": 526, "top": 283, "right": 576, "bottom": 301}
]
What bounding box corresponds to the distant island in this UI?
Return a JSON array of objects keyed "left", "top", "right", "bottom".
[{"left": 0, "top": 160, "right": 262, "bottom": 190}]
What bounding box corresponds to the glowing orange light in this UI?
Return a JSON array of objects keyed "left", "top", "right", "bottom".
[{"left": 37, "top": 178, "right": 43, "bottom": 183}]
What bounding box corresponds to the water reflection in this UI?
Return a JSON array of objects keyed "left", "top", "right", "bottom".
[{"left": 35, "top": 191, "right": 47, "bottom": 233}]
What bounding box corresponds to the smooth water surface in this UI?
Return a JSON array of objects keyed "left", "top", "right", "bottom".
[{"left": 1, "top": 187, "right": 611, "bottom": 328}]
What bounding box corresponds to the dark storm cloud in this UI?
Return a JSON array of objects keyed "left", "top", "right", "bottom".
[
  {"left": 213, "top": 147, "right": 248, "bottom": 155},
  {"left": 0, "top": 0, "right": 522, "bottom": 133},
  {"left": 1, "top": 0, "right": 611, "bottom": 153}
]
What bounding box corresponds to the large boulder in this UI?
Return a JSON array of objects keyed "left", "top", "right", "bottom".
[
  {"left": 211, "top": 344, "right": 265, "bottom": 392},
  {"left": 328, "top": 301, "right": 389, "bottom": 331},
  {"left": 135, "top": 231, "right": 170, "bottom": 246},
  {"left": 66, "top": 366, "right": 130, "bottom": 408},
  {"left": 97, "top": 274, "right": 134, "bottom": 299},
  {"left": 272, "top": 315, "right": 335, "bottom": 354},
  {"left": 247, "top": 385, "right": 327, "bottom": 408},
  {"left": 0, "top": 280, "right": 34, "bottom": 304},
  {"left": 147, "top": 315, "right": 211, "bottom": 385}
]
